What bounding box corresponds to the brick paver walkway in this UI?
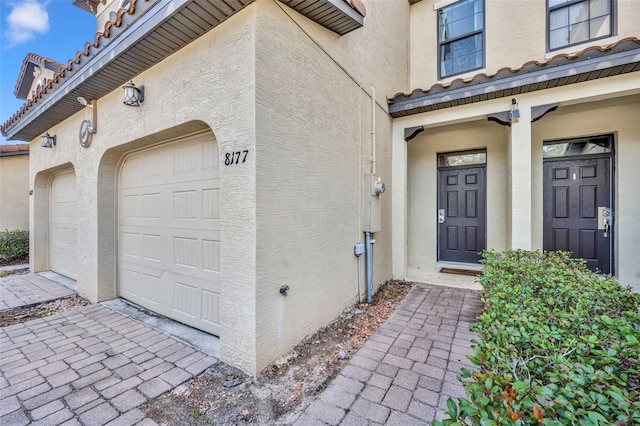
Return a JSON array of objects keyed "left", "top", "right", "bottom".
[
  {"left": 295, "top": 284, "right": 482, "bottom": 425},
  {"left": 0, "top": 304, "right": 216, "bottom": 425},
  {"left": 0, "top": 273, "right": 75, "bottom": 311}
]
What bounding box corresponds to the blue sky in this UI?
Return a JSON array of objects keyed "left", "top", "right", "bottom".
[{"left": 0, "top": 0, "right": 95, "bottom": 145}]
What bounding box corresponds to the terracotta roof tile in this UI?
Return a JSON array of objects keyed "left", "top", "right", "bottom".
[
  {"left": 389, "top": 37, "right": 640, "bottom": 102},
  {"left": 0, "top": 144, "right": 30, "bottom": 155},
  {"left": 1, "top": 0, "right": 145, "bottom": 137}
]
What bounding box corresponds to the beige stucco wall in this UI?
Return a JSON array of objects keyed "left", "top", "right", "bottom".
[
  {"left": 28, "top": 68, "right": 57, "bottom": 101},
  {"left": 253, "top": 0, "right": 409, "bottom": 372},
  {"left": 0, "top": 154, "right": 29, "bottom": 231},
  {"left": 410, "top": 0, "right": 640, "bottom": 89},
  {"left": 406, "top": 120, "right": 508, "bottom": 280},
  {"left": 28, "top": 6, "right": 258, "bottom": 373}
]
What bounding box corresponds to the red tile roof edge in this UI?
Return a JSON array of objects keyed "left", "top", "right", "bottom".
[
  {"left": 0, "top": 144, "right": 30, "bottom": 154},
  {"left": 1, "top": 0, "right": 146, "bottom": 137},
  {"left": 389, "top": 37, "right": 640, "bottom": 102}
]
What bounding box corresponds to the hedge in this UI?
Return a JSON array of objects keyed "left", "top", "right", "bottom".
[
  {"left": 0, "top": 229, "right": 29, "bottom": 264},
  {"left": 435, "top": 250, "right": 640, "bottom": 426}
]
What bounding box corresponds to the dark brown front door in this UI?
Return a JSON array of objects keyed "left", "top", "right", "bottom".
[
  {"left": 543, "top": 156, "right": 612, "bottom": 274},
  {"left": 438, "top": 162, "right": 486, "bottom": 263}
]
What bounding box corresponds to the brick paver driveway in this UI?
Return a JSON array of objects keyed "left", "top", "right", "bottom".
[
  {"left": 0, "top": 303, "right": 216, "bottom": 425},
  {"left": 0, "top": 273, "right": 74, "bottom": 311}
]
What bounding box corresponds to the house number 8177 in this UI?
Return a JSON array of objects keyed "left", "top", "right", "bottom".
[{"left": 224, "top": 150, "right": 249, "bottom": 165}]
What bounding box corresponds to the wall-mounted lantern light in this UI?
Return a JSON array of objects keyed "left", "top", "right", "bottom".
[
  {"left": 509, "top": 98, "right": 520, "bottom": 123},
  {"left": 41, "top": 132, "right": 56, "bottom": 148},
  {"left": 123, "top": 81, "right": 144, "bottom": 106}
]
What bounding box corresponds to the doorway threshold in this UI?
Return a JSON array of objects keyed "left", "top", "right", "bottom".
[
  {"left": 37, "top": 271, "right": 77, "bottom": 292},
  {"left": 439, "top": 267, "right": 482, "bottom": 277}
]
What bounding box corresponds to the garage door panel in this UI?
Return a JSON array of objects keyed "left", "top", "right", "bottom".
[
  {"left": 170, "top": 275, "right": 220, "bottom": 334},
  {"left": 202, "top": 189, "right": 220, "bottom": 219},
  {"left": 120, "top": 263, "right": 165, "bottom": 304},
  {"left": 119, "top": 134, "right": 221, "bottom": 335},
  {"left": 120, "top": 229, "right": 168, "bottom": 265},
  {"left": 50, "top": 251, "right": 76, "bottom": 278},
  {"left": 202, "top": 239, "right": 220, "bottom": 272},
  {"left": 201, "top": 289, "right": 220, "bottom": 325}
]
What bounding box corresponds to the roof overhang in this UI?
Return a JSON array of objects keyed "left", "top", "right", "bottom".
[
  {"left": 278, "top": 0, "right": 364, "bottom": 35},
  {"left": 389, "top": 39, "right": 640, "bottom": 118},
  {"left": 2, "top": 0, "right": 254, "bottom": 142}
]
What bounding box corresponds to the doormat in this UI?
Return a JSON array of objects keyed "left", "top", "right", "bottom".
[{"left": 439, "top": 267, "right": 482, "bottom": 277}]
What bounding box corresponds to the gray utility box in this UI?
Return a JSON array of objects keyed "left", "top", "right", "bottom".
[{"left": 363, "top": 174, "right": 385, "bottom": 233}]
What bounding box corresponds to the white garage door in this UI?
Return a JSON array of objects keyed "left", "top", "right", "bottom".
[
  {"left": 50, "top": 170, "right": 78, "bottom": 279},
  {"left": 118, "top": 134, "right": 221, "bottom": 335}
]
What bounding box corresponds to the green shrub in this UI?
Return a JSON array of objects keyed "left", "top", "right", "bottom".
[
  {"left": 435, "top": 250, "right": 640, "bottom": 426},
  {"left": 0, "top": 229, "right": 29, "bottom": 264}
]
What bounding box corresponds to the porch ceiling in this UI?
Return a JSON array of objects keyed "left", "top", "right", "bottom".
[
  {"left": 1, "top": 0, "right": 254, "bottom": 142},
  {"left": 388, "top": 38, "right": 640, "bottom": 118}
]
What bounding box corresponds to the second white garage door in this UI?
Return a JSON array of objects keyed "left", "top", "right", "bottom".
[
  {"left": 50, "top": 170, "right": 78, "bottom": 280},
  {"left": 118, "top": 133, "right": 221, "bottom": 335}
]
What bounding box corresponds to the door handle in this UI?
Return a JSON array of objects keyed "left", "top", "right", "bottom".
[
  {"left": 598, "top": 207, "right": 612, "bottom": 238},
  {"left": 438, "top": 209, "right": 445, "bottom": 223}
]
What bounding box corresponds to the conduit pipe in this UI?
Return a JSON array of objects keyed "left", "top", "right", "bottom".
[{"left": 365, "top": 231, "right": 374, "bottom": 303}]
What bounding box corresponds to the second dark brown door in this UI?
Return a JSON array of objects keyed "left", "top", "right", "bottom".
[{"left": 543, "top": 156, "right": 612, "bottom": 274}]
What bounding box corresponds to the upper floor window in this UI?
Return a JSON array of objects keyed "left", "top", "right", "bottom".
[
  {"left": 548, "top": 0, "right": 614, "bottom": 51},
  {"left": 438, "top": 0, "right": 485, "bottom": 79}
]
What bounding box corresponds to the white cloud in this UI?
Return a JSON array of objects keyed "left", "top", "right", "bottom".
[{"left": 5, "top": 1, "right": 50, "bottom": 47}]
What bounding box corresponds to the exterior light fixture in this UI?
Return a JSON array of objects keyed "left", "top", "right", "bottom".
[
  {"left": 122, "top": 81, "right": 144, "bottom": 106},
  {"left": 41, "top": 132, "right": 56, "bottom": 148},
  {"left": 509, "top": 98, "right": 520, "bottom": 123}
]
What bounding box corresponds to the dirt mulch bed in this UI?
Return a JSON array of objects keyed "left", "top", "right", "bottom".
[
  {"left": 144, "top": 280, "right": 412, "bottom": 425},
  {"left": 0, "top": 296, "right": 91, "bottom": 327},
  {"left": 0, "top": 255, "right": 29, "bottom": 268},
  {"left": 0, "top": 256, "right": 29, "bottom": 278}
]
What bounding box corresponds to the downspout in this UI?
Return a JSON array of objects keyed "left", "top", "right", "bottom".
[
  {"left": 357, "top": 85, "right": 363, "bottom": 303},
  {"left": 365, "top": 85, "right": 376, "bottom": 303}
]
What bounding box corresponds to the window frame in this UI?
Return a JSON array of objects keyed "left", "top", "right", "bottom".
[
  {"left": 437, "top": 0, "right": 486, "bottom": 80},
  {"left": 546, "top": 0, "right": 617, "bottom": 52}
]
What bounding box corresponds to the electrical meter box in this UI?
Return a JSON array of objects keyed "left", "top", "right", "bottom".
[{"left": 363, "top": 174, "right": 385, "bottom": 232}]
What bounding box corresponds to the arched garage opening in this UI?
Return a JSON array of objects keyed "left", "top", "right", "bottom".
[{"left": 97, "top": 121, "right": 221, "bottom": 335}]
